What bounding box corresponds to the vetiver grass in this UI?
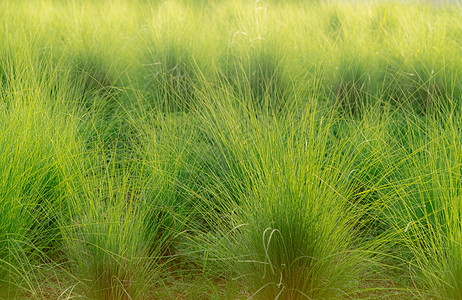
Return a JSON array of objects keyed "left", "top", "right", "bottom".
[
  {"left": 0, "top": 75, "right": 86, "bottom": 298},
  {"left": 374, "top": 109, "right": 462, "bottom": 299},
  {"left": 185, "top": 82, "right": 389, "bottom": 298},
  {"left": 1, "top": 0, "right": 462, "bottom": 298},
  {"left": 60, "top": 157, "right": 165, "bottom": 299}
]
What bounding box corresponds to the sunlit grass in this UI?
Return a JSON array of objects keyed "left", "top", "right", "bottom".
[{"left": 0, "top": 0, "right": 461, "bottom": 298}]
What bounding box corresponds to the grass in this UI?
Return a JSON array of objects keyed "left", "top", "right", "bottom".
[
  {"left": 202, "top": 109, "right": 374, "bottom": 299},
  {"left": 1, "top": 0, "right": 462, "bottom": 298}
]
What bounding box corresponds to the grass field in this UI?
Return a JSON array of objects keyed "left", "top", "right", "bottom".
[{"left": 1, "top": 0, "right": 462, "bottom": 299}]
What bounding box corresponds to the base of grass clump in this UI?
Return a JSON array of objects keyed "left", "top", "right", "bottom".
[{"left": 221, "top": 188, "right": 371, "bottom": 299}]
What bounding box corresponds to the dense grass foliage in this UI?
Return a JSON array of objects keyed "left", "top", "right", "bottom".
[{"left": 1, "top": 0, "right": 462, "bottom": 298}]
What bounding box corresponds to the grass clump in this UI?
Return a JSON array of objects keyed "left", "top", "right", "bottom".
[
  {"left": 62, "top": 165, "right": 157, "bottom": 299},
  {"left": 195, "top": 94, "right": 376, "bottom": 298},
  {"left": 227, "top": 39, "right": 289, "bottom": 112},
  {"left": 0, "top": 90, "right": 84, "bottom": 298},
  {"left": 143, "top": 43, "right": 198, "bottom": 112},
  {"left": 378, "top": 113, "right": 462, "bottom": 299}
]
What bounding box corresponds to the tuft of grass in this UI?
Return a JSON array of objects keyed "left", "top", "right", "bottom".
[
  {"left": 143, "top": 43, "right": 198, "bottom": 112},
  {"left": 376, "top": 111, "right": 462, "bottom": 299},
  {"left": 61, "top": 156, "right": 171, "bottom": 300},
  {"left": 227, "top": 39, "right": 289, "bottom": 112},
  {"left": 194, "top": 91, "right": 377, "bottom": 298}
]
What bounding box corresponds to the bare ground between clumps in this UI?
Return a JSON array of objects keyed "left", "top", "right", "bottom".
[{"left": 22, "top": 274, "right": 421, "bottom": 299}]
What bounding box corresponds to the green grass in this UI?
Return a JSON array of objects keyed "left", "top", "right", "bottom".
[{"left": 1, "top": 0, "right": 462, "bottom": 298}]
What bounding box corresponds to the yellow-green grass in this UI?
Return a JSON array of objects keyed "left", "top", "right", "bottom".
[{"left": 0, "top": 0, "right": 461, "bottom": 298}]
